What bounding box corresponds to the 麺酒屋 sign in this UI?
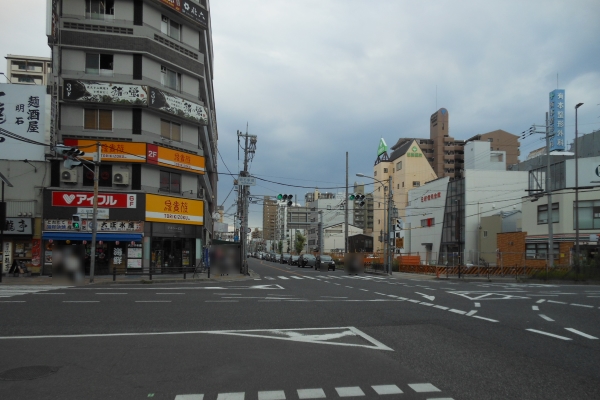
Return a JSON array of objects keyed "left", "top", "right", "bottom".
[
  {"left": 147, "top": 144, "right": 205, "bottom": 174},
  {"left": 145, "top": 194, "right": 203, "bottom": 226},
  {"left": 52, "top": 191, "right": 137, "bottom": 208}
]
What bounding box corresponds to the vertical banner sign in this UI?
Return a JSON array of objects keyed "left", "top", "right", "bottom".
[{"left": 549, "top": 89, "right": 566, "bottom": 152}]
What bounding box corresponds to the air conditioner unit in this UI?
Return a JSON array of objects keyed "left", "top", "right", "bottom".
[
  {"left": 113, "top": 171, "right": 130, "bottom": 185},
  {"left": 60, "top": 167, "right": 78, "bottom": 183}
]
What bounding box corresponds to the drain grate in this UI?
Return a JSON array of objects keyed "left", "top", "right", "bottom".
[{"left": 0, "top": 366, "right": 60, "bottom": 381}]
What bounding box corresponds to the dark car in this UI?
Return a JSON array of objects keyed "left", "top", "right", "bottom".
[
  {"left": 316, "top": 255, "right": 335, "bottom": 271},
  {"left": 298, "top": 254, "right": 316, "bottom": 268},
  {"left": 288, "top": 254, "right": 300, "bottom": 265},
  {"left": 280, "top": 253, "right": 291, "bottom": 264}
]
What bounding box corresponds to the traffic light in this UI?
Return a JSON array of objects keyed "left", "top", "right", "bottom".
[
  {"left": 56, "top": 145, "right": 85, "bottom": 170},
  {"left": 349, "top": 193, "right": 365, "bottom": 207},
  {"left": 278, "top": 194, "right": 293, "bottom": 206},
  {"left": 72, "top": 214, "right": 82, "bottom": 231}
]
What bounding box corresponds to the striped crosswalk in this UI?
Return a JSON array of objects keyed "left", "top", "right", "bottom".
[
  {"left": 256, "top": 275, "right": 392, "bottom": 282},
  {"left": 0, "top": 285, "right": 70, "bottom": 300},
  {"left": 173, "top": 382, "right": 449, "bottom": 399}
]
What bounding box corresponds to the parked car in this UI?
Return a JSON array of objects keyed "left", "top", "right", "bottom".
[
  {"left": 288, "top": 254, "right": 300, "bottom": 265},
  {"left": 316, "top": 255, "right": 335, "bottom": 271},
  {"left": 280, "top": 253, "right": 291, "bottom": 264},
  {"left": 304, "top": 254, "right": 318, "bottom": 268},
  {"left": 298, "top": 254, "right": 316, "bottom": 268}
]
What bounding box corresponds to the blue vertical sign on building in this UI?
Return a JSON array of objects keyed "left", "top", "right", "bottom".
[{"left": 548, "top": 89, "right": 566, "bottom": 151}]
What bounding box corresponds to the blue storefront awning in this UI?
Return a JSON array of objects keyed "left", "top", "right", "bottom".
[{"left": 42, "top": 232, "right": 143, "bottom": 242}]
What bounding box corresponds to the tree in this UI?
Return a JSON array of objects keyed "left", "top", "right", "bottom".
[
  {"left": 278, "top": 240, "right": 283, "bottom": 254},
  {"left": 295, "top": 232, "right": 306, "bottom": 255}
]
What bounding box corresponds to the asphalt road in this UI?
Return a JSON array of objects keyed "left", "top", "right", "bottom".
[{"left": 1, "top": 258, "right": 599, "bottom": 400}]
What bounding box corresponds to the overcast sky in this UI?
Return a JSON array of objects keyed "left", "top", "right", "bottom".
[{"left": 2, "top": 0, "right": 599, "bottom": 233}]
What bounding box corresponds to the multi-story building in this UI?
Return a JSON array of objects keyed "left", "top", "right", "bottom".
[
  {"left": 41, "top": 0, "right": 218, "bottom": 275},
  {"left": 352, "top": 182, "right": 374, "bottom": 234},
  {"left": 262, "top": 196, "right": 277, "bottom": 242},
  {"left": 4, "top": 55, "right": 52, "bottom": 86}
]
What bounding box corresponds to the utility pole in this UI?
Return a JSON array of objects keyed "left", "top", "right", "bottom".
[
  {"left": 89, "top": 141, "right": 101, "bottom": 283},
  {"left": 237, "top": 128, "right": 257, "bottom": 275},
  {"left": 344, "top": 152, "right": 348, "bottom": 254},
  {"left": 387, "top": 174, "right": 393, "bottom": 275}
]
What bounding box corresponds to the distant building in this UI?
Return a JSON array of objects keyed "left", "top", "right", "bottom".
[
  {"left": 352, "top": 182, "right": 374, "bottom": 234},
  {"left": 4, "top": 54, "right": 51, "bottom": 86},
  {"left": 568, "top": 129, "right": 600, "bottom": 159},
  {"left": 262, "top": 196, "right": 278, "bottom": 241}
]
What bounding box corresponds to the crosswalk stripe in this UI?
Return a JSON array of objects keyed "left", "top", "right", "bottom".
[
  {"left": 277, "top": 276, "right": 290, "bottom": 280},
  {"left": 175, "top": 395, "right": 203, "bottom": 400},
  {"left": 290, "top": 276, "right": 303, "bottom": 279},
  {"left": 264, "top": 277, "right": 275, "bottom": 280}
]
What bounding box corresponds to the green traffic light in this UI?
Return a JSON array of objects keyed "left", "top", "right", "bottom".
[
  {"left": 348, "top": 194, "right": 355, "bottom": 200},
  {"left": 277, "top": 194, "right": 283, "bottom": 200}
]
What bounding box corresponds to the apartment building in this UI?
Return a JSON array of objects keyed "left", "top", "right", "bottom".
[
  {"left": 4, "top": 55, "right": 52, "bottom": 86},
  {"left": 262, "top": 196, "right": 277, "bottom": 242},
  {"left": 42, "top": 0, "right": 218, "bottom": 275}
]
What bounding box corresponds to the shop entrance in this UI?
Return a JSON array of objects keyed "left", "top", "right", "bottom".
[{"left": 151, "top": 238, "right": 194, "bottom": 273}]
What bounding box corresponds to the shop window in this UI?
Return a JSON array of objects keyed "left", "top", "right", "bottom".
[
  {"left": 161, "top": 66, "right": 181, "bottom": 91},
  {"left": 160, "top": 170, "right": 181, "bottom": 193},
  {"left": 161, "top": 119, "right": 181, "bottom": 141},
  {"left": 573, "top": 201, "right": 600, "bottom": 229},
  {"left": 537, "top": 203, "right": 559, "bottom": 224},
  {"left": 161, "top": 15, "right": 181, "bottom": 41},
  {"left": 86, "top": 0, "right": 114, "bottom": 20},
  {"left": 525, "top": 243, "right": 559, "bottom": 260},
  {"left": 483, "top": 230, "right": 488, "bottom": 238},
  {"left": 85, "top": 53, "right": 113, "bottom": 76},
  {"left": 84, "top": 109, "right": 112, "bottom": 131}
]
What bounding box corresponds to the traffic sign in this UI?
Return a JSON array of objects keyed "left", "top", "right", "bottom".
[{"left": 238, "top": 177, "right": 256, "bottom": 186}]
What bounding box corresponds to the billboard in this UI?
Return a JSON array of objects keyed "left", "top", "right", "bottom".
[
  {"left": 63, "top": 80, "right": 148, "bottom": 105},
  {"left": 0, "top": 84, "right": 50, "bottom": 161},
  {"left": 63, "top": 139, "right": 147, "bottom": 163},
  {"left": 147, "top": 144, "right": 205, "bottom": 174},
  {"left": 549, "top": 89, "right": 565, "bottom": 152},
  {"left": 157, "top": 0, "right": 208, "bottom": 27},
  {"left": 146, "top": 194, "right": 204, "bottom": 225},
  {"left": 148, "top": 87, "right": 208, "bottom": 125},
  {"left": 51, "top": 191, "right": 137, "bottom": 208}
]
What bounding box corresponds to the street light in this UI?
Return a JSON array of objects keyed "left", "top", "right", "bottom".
[
  {"left": 356, "top": 173, "right": 393, "bottom": 275},
  {"left": 574, "top": 102, "right": 584, "bottom": 273}
]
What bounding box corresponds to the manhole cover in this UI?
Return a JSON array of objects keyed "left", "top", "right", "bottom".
[{"left": 0, "top": 366, "right": 60, "bottom": 381}]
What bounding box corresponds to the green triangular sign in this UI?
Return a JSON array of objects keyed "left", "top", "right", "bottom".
[{"left": 377, "top": 138, "right": 388, "bottom": 156}]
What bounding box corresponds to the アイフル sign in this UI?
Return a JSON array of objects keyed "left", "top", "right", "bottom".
[{"left": 51, "top": 191, "right": 137, "bottom": 208}]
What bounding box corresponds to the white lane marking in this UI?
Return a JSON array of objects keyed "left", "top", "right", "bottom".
[
  {"left": 216, "top": 392, "right": 245, "bottom": 400},
  {"left": 254, "top": 279, "right": 262, "bottom": 281},
  {"left": 96, "top": 293, "right": 127, "bottom": 295},
  {"left": 571, "top": 303, "right": 594, "bottom": 308},
  {"left": 415, "top": 292, "right": 435, "bottom": 301},
  {"left": 175, "top": 394, "right": 204, "bottom": 400},
  {"left": 372, "top": 385, "right": 403, "bottom": 395},
  {"left": 408, "top": 299, "right": 420, "bottom": 303},
  {"left": 63, "top": 301, "right": 100, "bottom": 303},
  {"left": 434, "top": 305, "right": 448, "bottom": 310},
  {"left": 335, "top": 386, "right": 365, "bottom": 397},
  {"left": 466, "top": 310, "right": 477, "bottom": 316},
  {"left": 472, "top": 315, "right": 499, "bottom": 323},
  {"left": 291, "top": 276, "right": 303, "bottom": 280},
  {"left": 334, "top": 283, "right": 341, "bottom": 286},
  {"left": 359, "top": 289, "right": 369, "bottom": 292},
  {"left": 33, "top": 293, "right": 65, "bottom": 295},
  {"left": 0, "top": 301, "right": 27, "bottom": 303},
  {"left": 277, "top": 276, "right": 289, "bottom": 280},
  {"left": 526, "top": 329, "right": 572, "bottom": 341},
  {"left": 206, "top": 300, "right": 238, "bottom": 303},
  {"left": 258, "top": 390, "right": 285, "bottom": 400},
  {"left": 420, "top": 302, "right": 434, "bottom": 306},
  {"left": 532, "top": 305, "right": 539, "bottom": 311},
  {"left": 537, "top": 299, "right": 546, "bottom": 304},
  {"left": 474, "top": 302, "right": 481, "bottom": 308},
  {"left": 345, "top": 286, "right": 353, "bottom": 288},
  {"left": 321, "top": 296, "right": 348, "bottom": 299},
  {"left": 539, "top": 314, "right": 554, "bottom": 322},
  {"left": 297, "top": 388, "right": 326, "bottom": 399},
  {"left": 449, "top": 309, "right": 467, "bottom": 315},
  {"left": 564, "top": 328, "right": 598, "bottom": 339},
  {"left": 547, "top": 300, "right": 567, "bottom": 304},
  {"left": 408, "top": 383, "right": 441, "bottom": 393},
  {"left": 135, "top": 301, "right": 172, "bottom": 303},
  {"left": 264, "top": 277, "right": 275, "bottom": 280},
  {"left": 157, "top": 293, "right": 185, "bottom": 295},
  {"left": 374, "top": 292, "right": 386, "bottom": 296}
]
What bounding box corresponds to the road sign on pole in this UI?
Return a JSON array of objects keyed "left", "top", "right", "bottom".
[{"left": 237, "top": 176, "right": 256, "bottom": 186}]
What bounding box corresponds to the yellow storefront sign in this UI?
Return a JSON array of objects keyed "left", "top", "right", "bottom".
[
  {"left": 64, "top": 140, "right": 147, "bottom": 163},
  {"left": 145, "top": 194, "right": 204, "bottom": 225},
  {"left": 147, "top": 145, "right": 205, "bottom": 174}
]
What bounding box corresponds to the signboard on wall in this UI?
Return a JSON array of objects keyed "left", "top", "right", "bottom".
[
  {"left": 148, "top": 87, "right": 208, "bottom": 125},
  {"left": 0, "top": 84, "right": 50, "bottom": 161},
  {"left": 3, "top": 218, "right": 32, "bottom": 235},
  {"left": 44, "top": 219, "right": 144, "bottom": 232},
  {"left": 64, "top": 139, "right": 147, "bottom": 163},
  {"left": 147, "top": 144, "right": 205, "bottom": 174},
  {"left": 145, "top": 194, "right": 204, "bottom": 225},
  {"left": 548, "top": 89, "right": 566, "bottom": 152},
  {"left": 63, "top": 80, "right": 148, "bottom": 106},
  {"left": 157, "top": 0, "right": 208, "bottom": 27},
  {"left": 51, "top": 191, "right": 137, "bottom": 208}
]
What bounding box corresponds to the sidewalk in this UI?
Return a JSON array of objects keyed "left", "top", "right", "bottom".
[
  {"left": 391, "top": 271, "right": 526, "bottom": 283},
  {"left": 0, "top": 269, "right": 259, "bottom": 286}
]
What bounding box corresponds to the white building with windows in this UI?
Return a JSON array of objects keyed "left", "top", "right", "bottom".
[{"left": 4, "top": 55, "right": 52, "bottom": 86}]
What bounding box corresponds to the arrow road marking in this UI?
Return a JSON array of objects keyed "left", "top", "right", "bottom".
[{"left": 415, "top": 292, "right": 435, "bottom": 301}]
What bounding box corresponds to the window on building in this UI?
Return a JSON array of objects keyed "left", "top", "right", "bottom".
[
  {"left": 160, "top": 171, "right": 181, "bottom": 193},
  {"left": 488, "top": 138, "right": 493, "bottom": 142},
  {"left": 160, "top": 119, "right": 181, "bottom": 141},
  {"left": 402, "top": 182, "right": 404, "bottom": 187},
  {"left": 526, "top": 243, "right": 559, "bottom": 260},
  {"left": 161, "top": 15, "right": 181, "bottom": 41},
  {"left": 396, "top": 161, "right": 402, "bottom": 170},
  {"left": 397, "top": 184, "right": 399, "bottom": 189},
  {"left": 383, "top": 168, "right": 388, "bottom": 173},
  {"left": 413, "top": 181, "right": 420, "bottom": 187},
  {"left": 85, "top": 53, "right": 113, "bottom": 76},
  {"left": 84, "top": 109, "right": 112, "bottom": 130},
  {"left": 420, "top": 218, "right": 434, "bottom": 227},
  {"left": 161, "top": 66, "right": 181, "bottom": 91},
  {"left": 374, "top": 171, "right": 377, "bottom": 176},
  {"left": 17, "top": 76, "right": 36, "bottom": 83},
  {"left": 537, "top": 203, "right": 559, "bottom": 224},
  {"left": 574, "top": 200, "right": 600, "bottom": 229},
  {"left": 86, "top": 0, "right": 115, "bottom": 20}
]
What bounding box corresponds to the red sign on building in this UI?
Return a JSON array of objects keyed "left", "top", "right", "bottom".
[{"left": 51, "top": 191, "right": 137, "bottom": 208}]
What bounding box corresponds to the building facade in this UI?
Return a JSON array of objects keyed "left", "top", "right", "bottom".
[
  {"left": 352, "top": 182, "right": 374, "bottom": 234},
  {"left": 43, "top": 0, "right": 218, "bottom": 274},
  {"left": 262, "top": 196, "right": 277, "bottom": 242},
  {"left": 4, "top": 55, "right": 52, "bottom": 86}
]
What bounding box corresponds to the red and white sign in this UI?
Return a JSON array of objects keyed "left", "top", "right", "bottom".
[
  {"left": 421, "top": 192, "right": 442, "bottom": 203},
  {"left": 52, "top": 191, "right": 137, "bottom": 208}
]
